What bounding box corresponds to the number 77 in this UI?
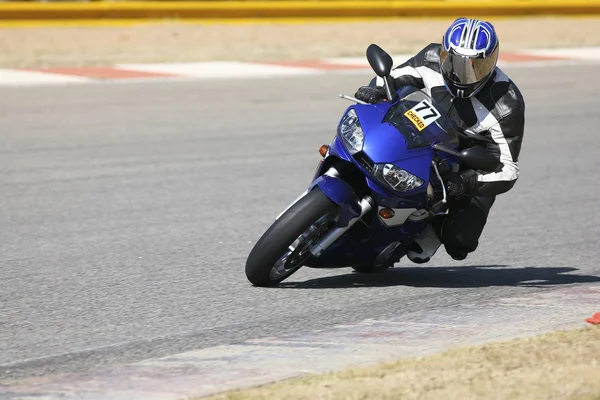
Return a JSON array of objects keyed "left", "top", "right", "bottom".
[{"left": 415, "top": 102, "right": 439, "bottom": 120}]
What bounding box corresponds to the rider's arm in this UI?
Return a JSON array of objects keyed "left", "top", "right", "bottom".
[
  {"left": 374, "top": 44, "right": 437, "bottom": 89},
  {"left": 471, "top": 108, "right": 525, "bottom": 197}
]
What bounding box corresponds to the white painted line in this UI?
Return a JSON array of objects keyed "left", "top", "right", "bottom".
[
  {"left": 524, "top": 46, "right": 600, "bottom": 60},
  {"left": 0, "top": 69, "right": 91, "bottom": 86}
]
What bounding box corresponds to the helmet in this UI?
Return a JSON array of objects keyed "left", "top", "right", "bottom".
[{"left": 440, "top": 18, "right": 499, "bottom": 98}]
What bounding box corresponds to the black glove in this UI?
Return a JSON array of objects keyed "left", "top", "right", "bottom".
[
  {"left": 355, "top": 86, "right": 387, "bottom": 104},
  {"left": 445, "top": 170, "right": 478, "bottom": 197}
]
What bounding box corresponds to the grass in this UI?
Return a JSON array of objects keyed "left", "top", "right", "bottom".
[{"left": 200, "top": 327, "right": 600, "bottom": 400}]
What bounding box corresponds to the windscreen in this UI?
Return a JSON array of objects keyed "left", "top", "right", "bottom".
[{"left": 382, "top": 91, "right": 460, "bottom": 149}]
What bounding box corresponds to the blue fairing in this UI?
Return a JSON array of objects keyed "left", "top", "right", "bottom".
[
  {"left": 307, "top": 87, "right": 461, "bottom": 268},
  {"left": 309, "top": 174, "right": 361, "bottom": 226}
]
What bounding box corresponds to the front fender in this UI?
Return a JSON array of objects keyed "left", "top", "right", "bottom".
[{"left": 309, "top": 175, "right": 362, "bottom": 226}]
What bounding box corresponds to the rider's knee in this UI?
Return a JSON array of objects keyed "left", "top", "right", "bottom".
[{"left": 443, "top": 237, "right": 478, "bottom": 256}]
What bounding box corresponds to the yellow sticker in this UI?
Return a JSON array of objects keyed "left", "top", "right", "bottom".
[
  {"left": 404, "top": 109, "right": 427, "bottom": 131},
  {"left": 404, "top": 100, "right": 441, "bottom": 131}
]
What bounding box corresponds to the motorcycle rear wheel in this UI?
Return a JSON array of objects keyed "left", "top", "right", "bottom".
[{"left": 245, "top": 188, "right": 337, "bottom": 287}]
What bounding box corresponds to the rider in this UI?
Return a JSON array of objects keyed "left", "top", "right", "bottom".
[{"left": 354, "top": 17, "right": 525, "bottom": 263}]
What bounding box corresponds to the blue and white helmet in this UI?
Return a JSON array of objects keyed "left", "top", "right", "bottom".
[{"left": 440, "top": 18, "right": 500, "bottom": 98}]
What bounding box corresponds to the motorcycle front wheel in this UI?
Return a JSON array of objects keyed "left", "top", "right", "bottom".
[{"left": 245, "top": 188, "right": 337, "bottom": 287}]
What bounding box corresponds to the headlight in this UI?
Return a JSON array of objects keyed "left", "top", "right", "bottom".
[
  {"left": 373, "top": 163, "right": 424, "bottom": 192},
  {"left": 338, "top": 108, "right": 364, "bottom": 154}
]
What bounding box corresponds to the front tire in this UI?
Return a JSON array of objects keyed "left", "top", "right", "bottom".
[{"left": 245, "top": 188, "right": 337, "bottom": 287}]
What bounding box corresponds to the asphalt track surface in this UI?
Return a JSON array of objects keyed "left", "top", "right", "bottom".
[{"left": 2, "top": 64, "right": 600, "bottom": 382}]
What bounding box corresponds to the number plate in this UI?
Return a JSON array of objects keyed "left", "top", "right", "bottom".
[{"left": 403, "top": 100, "right": 441, "bottom": 131}]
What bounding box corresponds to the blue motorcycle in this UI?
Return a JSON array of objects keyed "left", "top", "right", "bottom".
[{"left": 245, "top": 45, "right": 498, "bottom": 287}]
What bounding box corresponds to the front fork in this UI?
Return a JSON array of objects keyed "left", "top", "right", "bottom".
[
  {"left": 309, "top": 194, "right": 373, "bottom": 257},
  {"left": 275, "top": 163, "right": 374, "bottom": 258},
  {"left": 301, "top": 165, "right": 376, "bottom": 257}
]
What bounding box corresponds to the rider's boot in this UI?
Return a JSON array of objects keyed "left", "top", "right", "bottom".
[{"left": 406, "top": 222, "right": 442, "bottom": 264}]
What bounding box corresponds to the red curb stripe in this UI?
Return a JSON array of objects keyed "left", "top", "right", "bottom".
[{"left": 25, "top": 67, "right": 177, "bottom": 80}]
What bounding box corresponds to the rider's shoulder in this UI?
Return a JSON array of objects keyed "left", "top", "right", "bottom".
[
  {"left": 421, "top": 43, "right": 442, "bottom": 62},
  {"left": 391, "top": 43, "right": 441, "bottom": 71},
  {"left": 483, "top": 67, "right": 526, "bottom": 112}
]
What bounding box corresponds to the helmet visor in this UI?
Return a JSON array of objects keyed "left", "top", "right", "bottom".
[{"left": 440, "top": 48, "right": 498, "bottom": 87}]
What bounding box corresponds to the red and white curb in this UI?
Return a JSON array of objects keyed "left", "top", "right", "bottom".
[
  {"left": 2, "top": 283, "right": 599, "bottom": 400},
  {"left": 2, "top": 47, "right": 600, "bottom": 87}
]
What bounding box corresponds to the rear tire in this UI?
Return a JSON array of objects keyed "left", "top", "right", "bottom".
[{"left": 245, "top": 188, "right": 336, "bottom": 287}]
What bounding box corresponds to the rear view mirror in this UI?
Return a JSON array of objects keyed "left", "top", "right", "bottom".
[
  {"left": 366, "top": 44, "right": 394, "bottom": 78},
  {"left": 460, "top": 146, "right": 500, "bottom": 172},
  {"left": 366, "top": 44, "right": 397, "bottom": 102}
]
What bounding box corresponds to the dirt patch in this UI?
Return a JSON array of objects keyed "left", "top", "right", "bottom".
[
  {"left": 1, "top": 16, "right": 600, "bottom": 68},
  {"left": 203, "top": 327, "right": 600, "bottom": 400}
]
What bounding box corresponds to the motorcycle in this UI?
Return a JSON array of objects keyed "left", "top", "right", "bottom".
[{"left": 245, "top": 44, "right": 499, "bottom": 287}]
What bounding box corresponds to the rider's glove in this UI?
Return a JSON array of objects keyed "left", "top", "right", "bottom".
[
  {"left": 355, "top": 86, "right": 387, "bottom": 104},
  {"left": 445, "top": 170, "right": 478, "bottom": 197}
]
